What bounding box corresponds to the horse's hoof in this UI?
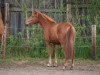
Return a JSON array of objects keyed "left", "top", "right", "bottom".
[
  {"left": 62, "top": 66, "right": 66, "bottom": 70},
  {"left": 70, "top": 66, "right": 74, "bottom": 70},
  {"left": 70, "top": 64, "right": 74, "bottom": 70},
  {"left": 53, "top": 63, "right": 58, "bottom": 67},
  {"left": 47, "top": 63, "right": 52, "bottom": 67}
]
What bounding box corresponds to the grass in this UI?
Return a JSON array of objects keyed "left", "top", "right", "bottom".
[
  {"left": 0, "top": 0, "right": 100, "bottom": 67},
  {"left": 0, "top": 28, "right": 100, "bottom": 62},
  {"left": 0, "top": 57, "right": 100, "bottom": 66}
]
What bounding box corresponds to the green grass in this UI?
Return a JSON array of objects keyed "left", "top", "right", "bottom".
[
  {"left": 2, "top": 0, "right": 100, "bottom": 60},
  {"left": 0, "top": 29, "right": 100, "bottom": 60},
  {"left": 0, "top": 57, "right": 100, "bottom": 66}
]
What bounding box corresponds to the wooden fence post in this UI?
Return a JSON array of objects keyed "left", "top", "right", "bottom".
[
  {"left": 66, "top": 0, "right": 72, "bottom": 22},
  {"left": 91, "top": 25, "right": 96, "bottom": 60},
  {"left": 1, "top": 3, "right": 10, "bottom": 61},
  {"left": 1, "top": 26, "right": 7, "bottom": 61},
  {"left": 25, "top": 11, "right": 30, "bottom": 40},
  {"left": 5, "top": 3, "right": 10, "bottom": 38}
]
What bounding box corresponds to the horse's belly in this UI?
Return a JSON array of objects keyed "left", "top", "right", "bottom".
[
  {"left": 49, "top": 36, "right": 60, "bottom": 44},
  {"left": 49, "top": 25, "right": 60, "bottom": 44},
  {"left": 50, "top": 39, "right": 60, "bottom": 44}
]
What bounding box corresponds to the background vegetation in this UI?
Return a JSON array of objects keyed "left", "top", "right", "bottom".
[{"left": 0, "top": 0, "right": 100, "bottom": 60}]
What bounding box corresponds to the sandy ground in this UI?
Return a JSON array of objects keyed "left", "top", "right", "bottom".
[{"left": 0, "top": 59, "right": 100, "bottom": 75}]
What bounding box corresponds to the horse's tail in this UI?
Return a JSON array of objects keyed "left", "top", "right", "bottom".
[{"left": 66, "top": 25, "right": 76, "bottom": 60}]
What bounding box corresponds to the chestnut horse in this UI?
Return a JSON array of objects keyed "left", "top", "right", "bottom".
[
  {"left": 0, "top": 8, "right": 4, "bottom": 41},
  {"left": 25, "top": 11, "right": 76, "bottom": 69}
]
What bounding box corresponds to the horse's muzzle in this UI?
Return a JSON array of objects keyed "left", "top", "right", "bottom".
[{"left": 25, "top": 21, "right": 29, "bottom": 25}]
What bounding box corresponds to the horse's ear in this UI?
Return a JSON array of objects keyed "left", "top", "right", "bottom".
[
  {"left": 34, "top": 10, "right": 38, "bottom": 14},
  {"left": 34, "top": 11, "right": 39, "bottom": 17}
]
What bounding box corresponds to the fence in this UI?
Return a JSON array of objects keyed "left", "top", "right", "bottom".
[
  {"left": 0, "top": 24, "right": 98, "bottom": 60},
  {"left": 0, "top": 0, "right": 100, "bottom": 60}
]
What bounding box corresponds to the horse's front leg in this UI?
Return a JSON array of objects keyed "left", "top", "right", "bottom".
[
  {"left": 46, "top": 42, "right": 52, "bottom": 67},
  {"left": 53, "top": 45, "right": 58, "bottom": 67}
]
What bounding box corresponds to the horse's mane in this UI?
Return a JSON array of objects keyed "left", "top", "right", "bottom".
[
  {"left": 42, "top": 14, "right": 56, "bottom": 23},
  {"left": 38, "top": 12, "right": 56, "bottom": 24},
  {"left": 0, "top": 8, "right": 2, "bottom": 18}
]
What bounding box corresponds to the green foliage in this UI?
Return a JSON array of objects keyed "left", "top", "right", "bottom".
[
  {"left": 0, "top": 0, "right": 100, "bottom": 60},
  {"left": 2, "top": 25, "right": 96, "bottom": 59}
]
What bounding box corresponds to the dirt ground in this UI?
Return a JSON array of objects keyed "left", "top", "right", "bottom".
[{"left": 0, "top": 59, "right": 100, "bottom": 75}]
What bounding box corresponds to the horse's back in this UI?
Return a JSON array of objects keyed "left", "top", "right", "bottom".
[
  {"left": 57, "top": 22, "right": 74, "bottom": 28},
  {"left": 57, "top": 22, "right": 76, "bottom": 41},
  {"left": 57, "top": 22, "right": 75, "bottom": 33}
]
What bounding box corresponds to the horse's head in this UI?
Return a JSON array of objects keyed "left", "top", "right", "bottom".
[{"left": 25, "top": 11, "right": 39, "bottom": 25}]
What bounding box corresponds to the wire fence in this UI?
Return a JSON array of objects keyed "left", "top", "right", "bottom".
[
  {"left": 0, "top": 25, "right": 100, "bottom": 60},
  {"left": 0, "top": 0, "right": 100, "bottom": 60}
]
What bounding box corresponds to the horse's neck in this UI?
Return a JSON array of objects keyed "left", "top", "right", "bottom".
[{"left": 38, "top": 14, "right": 56, "bottom": 29}]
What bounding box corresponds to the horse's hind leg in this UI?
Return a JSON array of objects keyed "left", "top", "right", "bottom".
[
  {"left": 61, "top": 43, "right": 74, "bottom": 70},
  {"left": 60, "top": 43, "right": 69, "bottom": 69},
  {"left": 70, "top": 48, "right": 75, "bottom": 70},
  {"left": 63, "top": 49, "right": 69, "bottom": 69},
  {"left": 69, "top": 36, "right": 75, "bottom": 70}
]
